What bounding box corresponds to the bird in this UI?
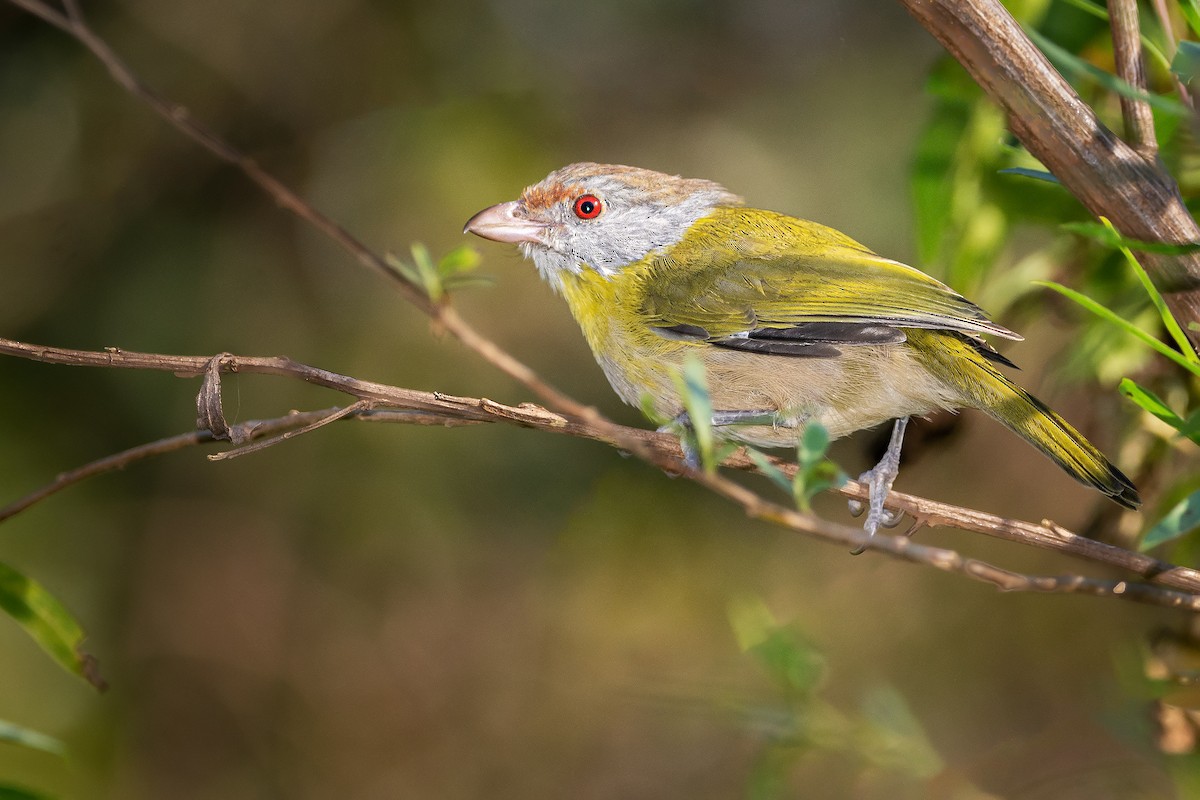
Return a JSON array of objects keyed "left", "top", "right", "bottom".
[{"left": 464, "top": 162, "right": 1140, "bottom": 540}]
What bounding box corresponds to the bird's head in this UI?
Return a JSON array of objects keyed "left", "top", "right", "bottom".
[{"left": 464, "top": 162, "right": 741, "bottom": 289}]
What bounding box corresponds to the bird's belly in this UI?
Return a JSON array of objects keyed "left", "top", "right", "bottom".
[{"left": 595, "top": 331, "right": 964, "bottom": 448}]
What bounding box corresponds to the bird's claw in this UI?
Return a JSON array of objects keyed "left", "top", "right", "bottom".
[{"left": 847, "top": 417, "right": 909, "bottom": 555}]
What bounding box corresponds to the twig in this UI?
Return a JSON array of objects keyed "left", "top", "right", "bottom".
[
  {"left": 207, "top": 400, "right": 373, "bottom": 461},
  {"left": 1109, "top": 0, "right": 1159, "bottom": 158},
  {"left": 0, "top": 407, "right": 347, "bottom": 523}
]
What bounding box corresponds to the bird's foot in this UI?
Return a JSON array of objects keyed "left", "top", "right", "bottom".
[
  {"left": 847, "top": 417, "right": 909, "bottom": 555},
  {"left": 660, "top": 408, "right": 786, "bottom": 471}
]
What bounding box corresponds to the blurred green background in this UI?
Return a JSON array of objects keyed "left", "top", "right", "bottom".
[{"left": 0, "top": 0, "right": 1186, "bottom": 797}]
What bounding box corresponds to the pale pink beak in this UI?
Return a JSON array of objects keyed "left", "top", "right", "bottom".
[{"left": 463, "top": 201, "right": 548, "bottom": 245}]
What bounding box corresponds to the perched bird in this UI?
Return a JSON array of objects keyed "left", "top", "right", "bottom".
[{"left": 464, "top": 162, "right": 1139, "bottom": 538}]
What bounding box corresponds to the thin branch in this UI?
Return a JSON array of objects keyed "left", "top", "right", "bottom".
[
  {"left": 3, "top": 338, "right": 1200, "bottom": 610},
  {"left": 1109, "top": 0, "right": 1159, "bottom": 158},
  {"left": 0, "top": 407, "right": 346, "bottom": 523},
  {"left": 207, "top": 400, "right": 373, "bottom": 461}
]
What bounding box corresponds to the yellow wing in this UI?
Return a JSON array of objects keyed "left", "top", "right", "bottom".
[{"left": 637, "top": 207, "right": 1019, "bottom": 353}]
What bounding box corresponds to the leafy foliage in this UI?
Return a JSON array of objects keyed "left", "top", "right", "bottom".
[{"left": 385, "top": 243, "right": 489, "bottom": 302}]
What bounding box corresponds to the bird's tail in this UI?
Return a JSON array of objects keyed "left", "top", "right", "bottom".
[{"left": 915, "top": 331, "right": 1141, "bottom": 509}]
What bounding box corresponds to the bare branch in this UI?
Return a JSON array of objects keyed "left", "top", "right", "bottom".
[
  {"left": 2, "top": 337, "right": 1199, "bottom": 611},
  {"left": 1109, "top": 0, "right": 1158, "bottom": 158},
  {"left": 207, "top": 400, "right": 374, "bottom": 461},
  {"left": 899, "top": 0, "right": 1200, "bottom": 346},
  {"left": 0, "top": 407, "right": 346, "bottom": 524}
]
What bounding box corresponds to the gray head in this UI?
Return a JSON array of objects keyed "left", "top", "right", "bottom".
[{"left": 463, "top": 162, "right": 742, "bottom": 289}]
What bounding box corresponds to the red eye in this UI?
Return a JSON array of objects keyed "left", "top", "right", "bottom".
[{"left": 573, "top": 194, "right": 603, "bottom": 219}]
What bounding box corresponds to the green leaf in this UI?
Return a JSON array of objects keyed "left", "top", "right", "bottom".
[
  {"left": 1027, "top": 27, "right": 1191, "bottom": 117},
  {"left": 0, "top": 561, "right": 104, "bottom": 690},
  {"left": 0, "top": 784, "right": 55, "bottom": 800},
  {"left": 409, "top": 242, "right": 443, "bottom": 301},
  {"left": 747, "top": 448, "right": 793, "bottom": 496},
  {"left": 0, "top": 720, "right": 64, "bottom": 757},
  {"left": 798, "top": 422, "right": 830, "bottom": 467},
  {"left": 1118, "top": 378, "right": 1200, "bottom": 443},
  {"left": 1182, "top": 1, "right": 1200, "bottom": 42},
  {"left": 1035, "top": 281, "right": 1200, "bottom": 378},
  {"left": 672, "top": 357, "right": 717, "bottom": 473},
  {"left": 791, "top": 422, "right": 847, "bottom": 512},
  {"left": 1172, "top": 40, "right": 1200, "bottom": 85},
  {"left": 1061, "top": 221, "right": 1200, "bottom": 255},
  {"left": 436, "top": 244, "right": 482, "bottom": 277},
  {"left": 1141, "top": 489, "right": 1200, "bottom": 550},
  {"left": 1099, "top": 218, "right": 1200, "bottom": 363},
  {"left": 997, "top": 166, "right": 1061, "bottom": 184}
]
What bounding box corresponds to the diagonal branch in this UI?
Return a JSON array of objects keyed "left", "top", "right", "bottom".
[{"left": 899, "top": 0, "right": 1200, "bottom": 347}]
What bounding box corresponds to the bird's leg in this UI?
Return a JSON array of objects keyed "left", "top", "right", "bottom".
[
  {"left": 847, "top": 417, "right": 908, "bottom": 555},
  {"left": 659, "top": 409, "right": 788, "bottom": 469}
]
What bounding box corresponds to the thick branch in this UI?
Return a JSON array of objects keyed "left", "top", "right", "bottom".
[{"left": 899, "top": 0, "right": 1200, "bottom": 346}]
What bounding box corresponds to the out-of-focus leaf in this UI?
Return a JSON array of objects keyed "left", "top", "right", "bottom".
[
  {"left": 858, "top": 686, "right": 944, "bottom": 778},
  {"left": 1061, "top": 221, "right": 1200, "bottom": 255},
  {"left": 1028, "top": 28, "right": 1191, "bottom": 117},
  {"left": 1182, "top": 1, "right": 1200, "bottom": 41},
  {"left": 0, "top": 561, "right": 103, "bottom": 690},
  {"left": 0, "top": 784, "right": 54, "bottom": 800},
  {"left": 1035, "top": 281, "right": 1200, "bottom": 377},
  {"left": 1118, "top": 378, "right": 1200, "bottom": 443},
  {"left": 1141, "top": 489, "right": 1200, "bottom": 551},
  {"left": 1171, "top": 40, "right": 1200, "bottom": 85},
  {"left": 729, "top": 597, "right": 826, "bottom": 698},
  {"left": 436, "top": 244, "right": 481, "bottom": 276},
  {"left": 0, "top": 720, "right": 63, "bottom": 757},
  {"left": 998, "top": 166, "right": 1061, "bottom": 184},
  {"left": 911, "top": 75, "right": 972, "bottom": 265}
]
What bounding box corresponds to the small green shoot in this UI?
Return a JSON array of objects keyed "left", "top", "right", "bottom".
[
  {"left": 385, "top": 243, "right": 489, "bottom": 302},
  {"left": 673, "top": 357, "right": 716, "bottom": 472},
  {"left": 793, "top": 422, "right": 848, "bottom": 512},
  {"left": 746, "top": 424, "right": 846, "bottom": 512}
]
